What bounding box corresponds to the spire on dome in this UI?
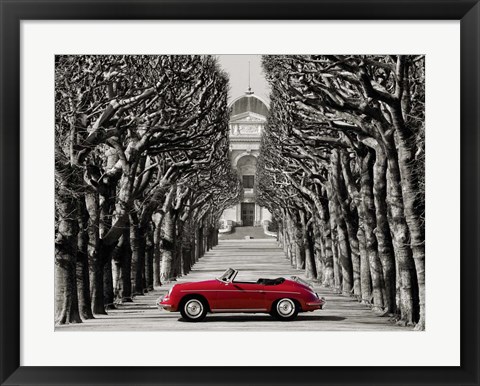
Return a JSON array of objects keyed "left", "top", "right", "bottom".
[{"left": 246, "top": 61, "right": 254, "bottom": 95}]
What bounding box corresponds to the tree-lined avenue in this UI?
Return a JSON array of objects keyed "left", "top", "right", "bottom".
[
  {"left": 55, "top": 55, "right": 425, "bottom": 331},
  {"left": 57, "top": 239, "right": 411, "bottom": 331}
]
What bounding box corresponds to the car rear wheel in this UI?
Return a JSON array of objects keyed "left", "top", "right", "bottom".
[
  {"left": 180, "top": 298, "right": 207, "bottom": 322},
  {"left": 271, "top": 298, "right": 298, "bottom": 321}
]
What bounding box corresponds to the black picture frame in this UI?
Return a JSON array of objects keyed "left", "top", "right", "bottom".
[{"left": 1, "top": 1, "right": 478, "bottom": 385}]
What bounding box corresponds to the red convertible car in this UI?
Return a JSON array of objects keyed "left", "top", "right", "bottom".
[{"left": 157, "top": 268, "right": 326, "bottom": 322}]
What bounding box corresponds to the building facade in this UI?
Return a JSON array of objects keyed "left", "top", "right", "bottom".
[{"left": 221, "top": 91, "right": 272, "bottom": 227}]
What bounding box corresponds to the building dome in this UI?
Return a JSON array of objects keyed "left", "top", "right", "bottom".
[{"left": 230, "top": 94, "right": 269, "bottom": 117}]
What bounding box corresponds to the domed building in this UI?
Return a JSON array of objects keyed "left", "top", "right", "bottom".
[{"left": 221, "top": 89, "right": 272, "bottom": 227}]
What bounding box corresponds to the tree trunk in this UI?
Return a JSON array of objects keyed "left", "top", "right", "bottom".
[
  {"left": 300, "top": 210, "right": 316, "bottom": 278},
  {"left": 318, "top": 200, "right": 334, "bottom": 287},
  {"left": 304, "top": 228, "right": 317, "bottom": 279},
  {"left": 385, "top": 140, "right": 416, "bottom": 325},
  {"left": 332, "top": 150, "right": 357, "bottom": 296},
  {"left": 284, "top": 219, "right": 294, "bottom": 265},
  {"left": 389, "top": 63, "right": 424, "bottom": 327},
  {"left": 195, "top": 227, "right": 201, "bottom": 262},
  {"left": 329, "top": 155, "right": 353, "bottom": 296},
  {"left": 189, "top": 223, "right": 197, "bottom": 273},
  {"left": 282, "top": 215, "right": 289, "bottom": 256},
  {"left": 312, "top": 218, "right": 325, "bottom": 283},
  {"left": 328, "top": 199, "right": 342, "bottom": 293},
  {"left": 336, "top": 215, "right": 353, "bottom": 295},
  {"left": 372, "top": 146, "right": 396, "bottom": 314},
  {"left": 103, "top": 258, "right": 115, "bottom": 309},
  {"left": 160, "top": 209, "right": 175, "bottom": 282},
  {"left": 357, "top": 225, "right": 372, "bottom": 304},
  {"left": 295, "top": 211, "right": 306, "bottom": 270},
  {"left": 112, "top": 229, "right": 132, "bottom": 302},
  {"left": 145, "top": 223, "right": 154, "bottom": 291},
  {"left": 200, "top": 226, "right": 205, "bottom": 258},
  {"left": 121, "top": 230, "right": 132, "bottom": 300},
  {"left": 174, "top": 219, "right": 184, "bottom": 277},
  {"left": 394, "top": 129, "right": 425, "bottom": 329},
  {"left": 332, "top": 233, "right": 342, "bottom": 293},
  {"left": 111, "top": 234, "right": 123, "bottom": 302},
  {"left": 130, "top": 212, "right": 145, "bottom": 296},
  {"left": 55, "top": 189, "right": 82, "bottom": 325},
  {"left": 76, "top": 199, "right": 94, "bottom": 320},
  {"left": 360, "top": 148, "right": 385, "bottom": 311},
  {"left": 85, "top": 192, "right": 106, "bottom": 315},
  {"left": 85, "top": 191, "right": 106, "bottom": 315},
  {"left": 153, "top": 221, "right": 162, "bottom": 287},
  {"left": 98, "top": 184, "right": 117, "bottom": 312},
  {"left": 339, "top": 150, "right": 369, "bottom": 302}
]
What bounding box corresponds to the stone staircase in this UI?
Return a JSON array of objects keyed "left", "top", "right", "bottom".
[{"left": 219, "top": 225, "right": 274, "bottom": 240}]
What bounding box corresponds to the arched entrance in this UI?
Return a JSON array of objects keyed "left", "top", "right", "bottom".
[
  {"left": 236, "top": 155, "right": 257, "bottom": 226},
  {"left": 220, "top": 91, "right": 272, "bottom": 227}
]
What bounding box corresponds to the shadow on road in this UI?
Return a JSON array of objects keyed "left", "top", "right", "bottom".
[{"left": 178, "top": 315, "right": 346, "bottom": 323}]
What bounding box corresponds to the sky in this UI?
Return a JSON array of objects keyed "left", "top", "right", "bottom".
[{"left": 217, "top": 55, "right": 270, "bottom": 103}]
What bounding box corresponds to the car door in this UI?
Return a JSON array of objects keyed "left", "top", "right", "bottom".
[{"left": 213, "top": 282, "right": 266, "bottom": 311}]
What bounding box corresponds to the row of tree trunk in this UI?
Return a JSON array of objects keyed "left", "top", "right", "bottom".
[
  {"left": 56, "top": 182, "right": 222, "bottom": 324},
  {"left": 256, "top": 55, "right": 425, "bottom": 330},
  {"left": 274, "top": 146, "right": 418, "bottom": 322}
]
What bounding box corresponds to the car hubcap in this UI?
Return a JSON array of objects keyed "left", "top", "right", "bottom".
[
  {"left": 185, "top": 299, "right": 203, "bottom": 318},
  {"left": 277, "top": 299, "right": 295, "bottom": 317}
]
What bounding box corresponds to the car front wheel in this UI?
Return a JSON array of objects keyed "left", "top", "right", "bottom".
[
  {"left": 271, "top": 298, "right": 298, "bottom": 321},
  {"left": 180, "top": 298, "right": 207, "bottom": 322}
]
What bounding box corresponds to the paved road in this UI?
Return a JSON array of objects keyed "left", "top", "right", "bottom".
[{"left": 56, "top": 239, "right": 412, "bottom": 331}]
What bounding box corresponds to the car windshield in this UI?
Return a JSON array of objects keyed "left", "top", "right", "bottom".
[
  {"left": 290, "top": 275, "right": 313, "bottom": 289},
  {"left": 217, "top": 268, "right": 237, "bottom": 283}
]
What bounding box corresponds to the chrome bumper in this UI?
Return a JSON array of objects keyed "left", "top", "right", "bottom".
[
  {"left": 157, "top": 295, "right": 175, "bottom": 311},
  {"left": 307, "top": 297, "right": 326, "bottom": 308}
]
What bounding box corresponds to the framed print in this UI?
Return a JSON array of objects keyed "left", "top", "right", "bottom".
[{"left": 1, "top": 0, "right": 479, "bottom": 385}]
